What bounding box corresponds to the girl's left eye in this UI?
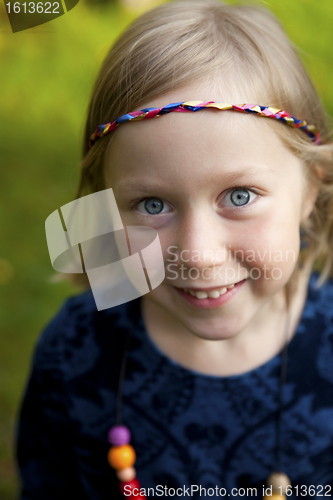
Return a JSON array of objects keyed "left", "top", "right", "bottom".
[
  {"left": 136, "top": 197, "right": 172, "bottom": 216},
  {"left": 221, "top": 188, "right": 258, "bottom": 208}
]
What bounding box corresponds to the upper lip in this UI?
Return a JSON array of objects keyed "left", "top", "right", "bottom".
[{"left": 174, "top": 282, "right": 240, "bottom": 292}]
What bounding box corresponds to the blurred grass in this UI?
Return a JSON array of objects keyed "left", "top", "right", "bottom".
[
  {"left": 0, "top": 2, "right": 137, "bottom": 497},
  {"left": 0, "top": 0, "right": 333, "bottom": 497}
]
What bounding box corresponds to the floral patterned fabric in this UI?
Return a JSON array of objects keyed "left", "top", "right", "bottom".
[{"left": 16, "top": 273, "right": 333, "bottom": 499}]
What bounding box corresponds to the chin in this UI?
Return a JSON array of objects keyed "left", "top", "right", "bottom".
[
  {"left": 163, "top": 301, "right": 248, "bottom": 340},
  {"left": 183, "top": 316, "right": 246, "bottom": 341}
]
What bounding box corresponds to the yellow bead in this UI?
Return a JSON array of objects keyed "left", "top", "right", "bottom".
[
  {"left": 107, "top": 444, "right": 136, "bottom": 470},
  {"left": 267, "top": 471, "right": 291, "bottom": 494}
]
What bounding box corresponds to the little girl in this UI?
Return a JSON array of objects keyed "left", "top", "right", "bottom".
[{"left": 16, "top": 1, "right": 333, "bottom": 499}]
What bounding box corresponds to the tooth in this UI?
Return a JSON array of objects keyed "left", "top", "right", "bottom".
[
  {"left": 208, "top": 290, "right": 220, "bottom": 299},
  {"left": 227, "top": 284, "right": 234, "bottom": 289},
  {"left": 195, "top": 291, "right": 208, "bottom": 299},
  {"left": 189, "top": 290, "right": 196, "bottom": 296},
  {"left": 184, "top": 289, "right": 189, "bottom": 293},
  {"left": 219, "top": 287, "right": 227, "bottom": 295}
]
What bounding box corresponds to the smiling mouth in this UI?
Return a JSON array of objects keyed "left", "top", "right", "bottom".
[{"left": 175, "top": 282, "right": 240, "bottom": 300}]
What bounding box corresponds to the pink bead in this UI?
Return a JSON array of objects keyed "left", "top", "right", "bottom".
[
  {"left": 116, "top": 466, "right": 136, "bottom": 482},
  {"left": 108, "top": 425, "right": 131, "bottom": 446}
]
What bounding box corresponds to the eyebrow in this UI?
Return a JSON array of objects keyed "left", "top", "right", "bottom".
[
  {"left": 208, "top": 165, "right": 277, "bottom": 185},
  {"left": 115, "top": 166, "right": 277, "bottom": 194},
  {"left": 116, "top": 181, "right": 168, "bottom": 194}
]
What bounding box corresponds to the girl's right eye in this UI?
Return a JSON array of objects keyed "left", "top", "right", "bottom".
[{"left": 136, "top": 197, "right": 172, "bottom": 216}]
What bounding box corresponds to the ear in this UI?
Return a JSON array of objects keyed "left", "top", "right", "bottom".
[
  {"left": 315, "top": 164, "right": 326, "bottom": 180},
  {"left": 300, "top": 175, "right": 319, "bottom": 223}
]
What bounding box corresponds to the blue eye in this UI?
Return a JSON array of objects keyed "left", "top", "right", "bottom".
[
  {"left": 136, "top": 197, "right": 171, "bottom": 215},
  {"left": 231, "top": 189, "right": 250, "bottom": 206},
  {"left": 222, "top": 188, "right": 257, "bottom": 208}
]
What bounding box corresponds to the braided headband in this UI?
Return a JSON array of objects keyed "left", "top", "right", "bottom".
[{"left": 88, "top": 101, "right": 321, "bottom": 149}]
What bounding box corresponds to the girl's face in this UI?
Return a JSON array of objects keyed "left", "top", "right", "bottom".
[{"left": 103, "top": 88, "right": 315, "bottom": 341}]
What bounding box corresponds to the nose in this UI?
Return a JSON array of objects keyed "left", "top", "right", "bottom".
[{"left": 168, "top": 207, "right": 228, "bottom": 273}]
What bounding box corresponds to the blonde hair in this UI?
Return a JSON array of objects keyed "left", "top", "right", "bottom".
[{"left": 68, "top": 0, "right": 333, "bottom": 297}]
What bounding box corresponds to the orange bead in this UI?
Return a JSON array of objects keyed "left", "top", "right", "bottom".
[
  {"left": 107, "top": 444, "right": 136, "bottom": 470},
  {"left": 116, "top": 466, "right": 136, "bottom": 482}
]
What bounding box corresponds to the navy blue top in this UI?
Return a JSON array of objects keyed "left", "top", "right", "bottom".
[{"left": 16, "top": 274, "right": 333, "bottom": 499}]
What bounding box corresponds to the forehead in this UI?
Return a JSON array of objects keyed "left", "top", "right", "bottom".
[{"left": 103, "top": 108, "right": 304, "bottom": 194}]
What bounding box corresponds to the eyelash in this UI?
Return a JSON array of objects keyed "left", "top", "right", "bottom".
[{"left": 130, "top": 186, "right": 259, "bottom": 216}]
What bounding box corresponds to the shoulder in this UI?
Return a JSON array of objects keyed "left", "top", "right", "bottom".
[
  {"left": 292, "top": 273, "right": 333, "bottom": 385},
  {"left": 33, "top": 290, "right": 141, "bottom": 379},
  {"left": 304, "top": 272, "right": 333, "bottom": 323}
]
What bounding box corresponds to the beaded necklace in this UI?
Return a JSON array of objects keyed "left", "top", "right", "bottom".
[{"left": 106, "top": 308, "right": 292, "bottom": 499}]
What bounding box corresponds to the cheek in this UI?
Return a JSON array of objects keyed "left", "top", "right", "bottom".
[{"left": 231, "top": 212, "right": 301, "bottom": 282}]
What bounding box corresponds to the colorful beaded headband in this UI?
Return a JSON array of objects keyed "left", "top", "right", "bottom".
[{"left": 88, "top": 101, "right": 321, "bottom": 149}]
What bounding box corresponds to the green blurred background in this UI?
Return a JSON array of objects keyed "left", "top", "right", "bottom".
[{"left": 0, "top": 0, "right": 332, "bottom": 497}]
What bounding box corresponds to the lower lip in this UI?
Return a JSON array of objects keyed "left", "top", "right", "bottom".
[{"left": 173, "top": 279, "right": 247, "bottom": 309}]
